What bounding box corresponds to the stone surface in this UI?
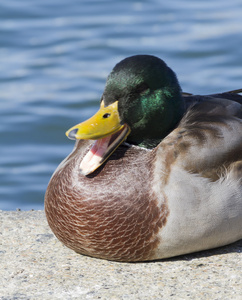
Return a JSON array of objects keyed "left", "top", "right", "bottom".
[{"left": 0, "top": 210, "right": 241, "bottom": 299}]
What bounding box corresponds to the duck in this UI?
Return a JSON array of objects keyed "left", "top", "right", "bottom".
[{"left": 45, "top": 55, "right": 242, "bottom": 262}]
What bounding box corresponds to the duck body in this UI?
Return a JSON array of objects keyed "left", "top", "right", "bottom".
[{"left": 45, "top": 55, "right": 242, "bottom": 262}]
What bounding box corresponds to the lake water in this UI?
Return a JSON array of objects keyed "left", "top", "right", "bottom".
[{"left": 1, "top": 0, "right": 242, "bottom": 210}]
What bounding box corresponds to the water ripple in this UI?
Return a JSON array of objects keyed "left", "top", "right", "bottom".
[{"left": 0, "top": 0, "right": 242, "bottom": 209}]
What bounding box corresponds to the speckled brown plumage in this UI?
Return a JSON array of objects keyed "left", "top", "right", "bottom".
[{"left": 45, "top": 142, "right": 169, "bottom": 261}]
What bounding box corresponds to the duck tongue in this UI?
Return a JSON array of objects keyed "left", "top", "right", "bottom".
[
  {"left": 80, "top": 136, "right": 111, "bottom": 175},
  {"left": 79, "top": 125, "right": 130, "bottom": 176}
]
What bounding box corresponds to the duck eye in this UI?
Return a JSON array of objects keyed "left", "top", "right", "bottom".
[
  {"left": 103, "top": 113, "right": 111, "bottom": 119},
  {"left": 135, "top": 82, "right": 149, "bottom": 94}
]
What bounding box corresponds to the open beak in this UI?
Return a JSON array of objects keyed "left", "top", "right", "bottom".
[{"left": 66, "top": 101, "right": 130, "bottom": 175}]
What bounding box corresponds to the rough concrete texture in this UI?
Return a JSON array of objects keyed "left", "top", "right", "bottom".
[{"left": 0, "top": 210, "right": 241, "bottom": 300}]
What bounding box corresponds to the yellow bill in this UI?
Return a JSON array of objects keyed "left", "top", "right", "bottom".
[{"left": 66, "top": 101, "right": 130, "bottom": 175}]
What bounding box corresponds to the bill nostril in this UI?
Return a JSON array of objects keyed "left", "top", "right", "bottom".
[{"left": 103, "top": 113, "right": 111, "bottom": 119}]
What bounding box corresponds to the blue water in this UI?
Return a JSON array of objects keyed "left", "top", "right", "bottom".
[{"left": 1, "top": 0, "right": 242, "bottom": 210}]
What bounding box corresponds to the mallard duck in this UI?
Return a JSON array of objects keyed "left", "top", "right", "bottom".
[{"left": 45, "top": 55, "right": 242, "bottom": 262}]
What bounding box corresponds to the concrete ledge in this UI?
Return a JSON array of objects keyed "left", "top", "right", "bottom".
[{"left": 0, "top": 210, "right": 241, "bottom": 299}]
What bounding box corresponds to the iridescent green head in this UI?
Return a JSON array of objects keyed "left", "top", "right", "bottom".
[{"left": 103, "top": 55, "right": 184, "bottom": 148}]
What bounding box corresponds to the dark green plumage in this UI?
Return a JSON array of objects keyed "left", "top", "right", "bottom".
[{"left": 102, "top": 55, "right": 185, "bottom": 148}]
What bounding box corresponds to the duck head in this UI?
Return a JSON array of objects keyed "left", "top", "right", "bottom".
[{"left": 66, "top": 55, "right": 185, "bottom": 175}]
